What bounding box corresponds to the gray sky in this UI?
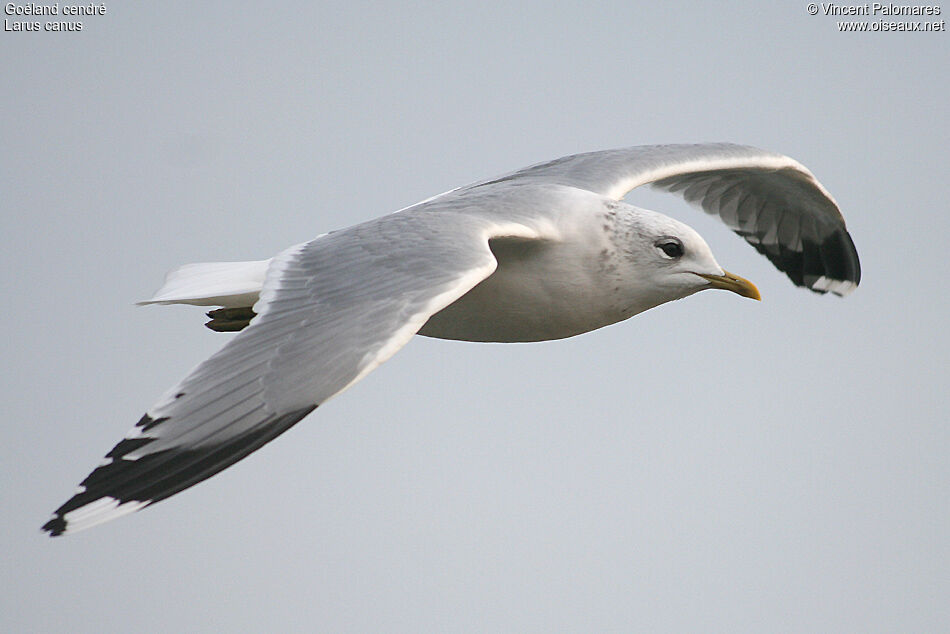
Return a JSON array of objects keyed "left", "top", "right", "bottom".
[{"left": 2, "top": 2, "right": 947, "bottom": 632}]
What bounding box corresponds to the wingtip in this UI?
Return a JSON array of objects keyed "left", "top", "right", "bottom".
[
  {"left": 41, "top": 515, "right": 68, "bottom": 537},
  {"left": 42, "top": 496, "right": 152, "bottom": 538}
]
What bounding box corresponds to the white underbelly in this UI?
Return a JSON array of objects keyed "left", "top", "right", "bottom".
[{"left": 419, "top": 243, "right": 626, "bottom": 343}]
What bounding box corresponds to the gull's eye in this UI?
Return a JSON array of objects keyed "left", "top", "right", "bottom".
[{"left": 656, "top": 238, "right": 684, "bottom": 259}]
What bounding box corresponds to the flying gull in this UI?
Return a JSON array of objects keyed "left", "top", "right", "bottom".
[{"left": 42, "top": 143, "right": 861, "bottom": 536}]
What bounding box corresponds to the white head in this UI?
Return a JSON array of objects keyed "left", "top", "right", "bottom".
[{"left": 604, "top": 203, "right": 760, "bottom": 315}]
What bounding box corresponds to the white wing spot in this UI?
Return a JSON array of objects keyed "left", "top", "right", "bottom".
[
  {"left": 61, "top": 497, "right": 149, "bottom": 535},
  {"left": 812, "top": 276, "right": 856, "bottom": 296}
]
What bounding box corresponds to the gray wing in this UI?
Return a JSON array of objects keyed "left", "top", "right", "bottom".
[
  {"left": 43, "top": 212, "right": 539, "bottom": 536},
  {"left": 469, "top": 143, "right": 860, "bottom": 295}
]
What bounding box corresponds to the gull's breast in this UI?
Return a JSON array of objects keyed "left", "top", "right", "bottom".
[{"left": 418, "top": 235, "right": 628, "bottom": 343}]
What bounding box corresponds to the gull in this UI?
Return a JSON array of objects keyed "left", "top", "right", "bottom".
[{"left": 42, "top": 143, "right": 860, "bottom": 536}]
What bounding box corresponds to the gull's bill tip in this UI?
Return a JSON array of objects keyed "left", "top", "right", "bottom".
[{"left": 697, "top": 269, "right": 761, "bottom": 301}]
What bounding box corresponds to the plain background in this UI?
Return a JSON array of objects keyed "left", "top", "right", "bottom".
[{"left": 2, "top": 2, "right": 947, "bottom": 632}]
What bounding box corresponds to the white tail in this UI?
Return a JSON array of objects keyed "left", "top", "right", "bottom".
[{"left": 139, "top": 259, "right": 270, "bottom": 308}]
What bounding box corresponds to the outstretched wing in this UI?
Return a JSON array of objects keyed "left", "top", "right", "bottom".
[
  {"left": 43, "top": 212, "right": 544, "bottom": 536},
  {"left": 469, "top": 143, "right": 860, "bottom": 295}
]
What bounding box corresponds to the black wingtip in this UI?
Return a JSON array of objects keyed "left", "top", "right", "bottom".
[
  {"left": 753, "top": 226, "right": 860, "bottom": 296},
  {"left": 797, "top": 229, "right": 861, "bottom": 296},
  {"left": 42, "top": 516, "right": 67, "bottom": 537},
  {"left": 41, "top": 404, "right": 319, "bottom": 536},
  {"left": 824, "top": 229, "right": 861, "bottom": 287}
]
